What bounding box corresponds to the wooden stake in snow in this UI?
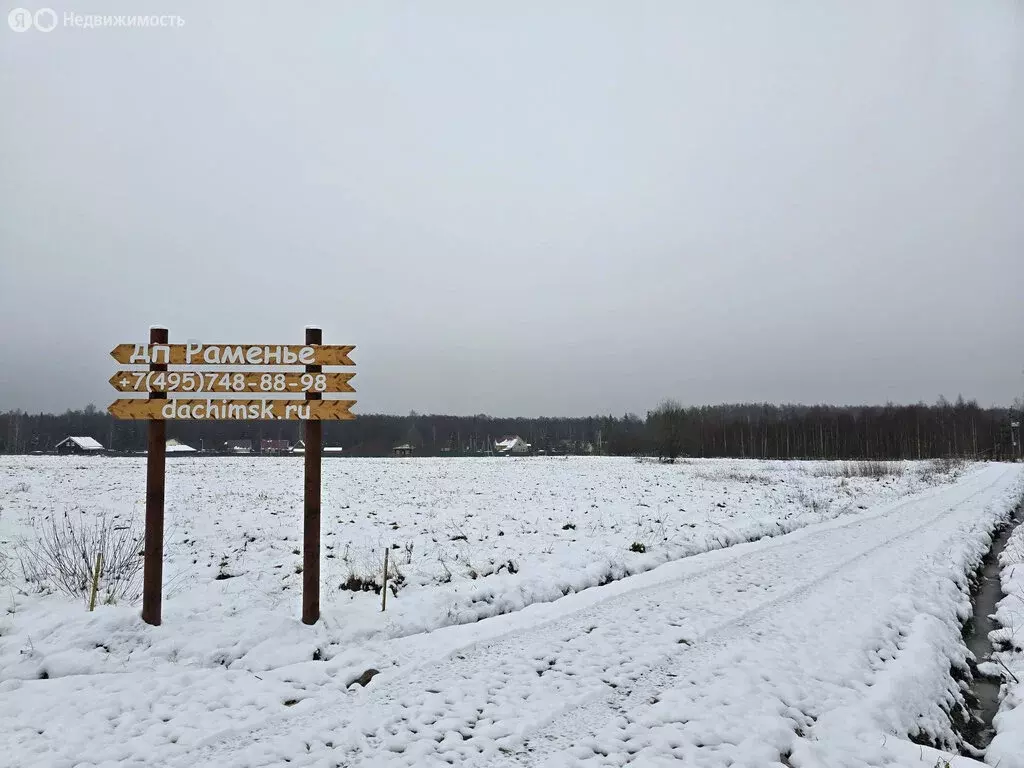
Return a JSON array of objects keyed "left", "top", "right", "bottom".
[
  {"left": 302, "top": 326, "right": 323, "bottom": 625},
  {"left": 142, "top": 325, "right": 168, "bottom": 625},
  {"left": 88, "top": 553, "right": 103, "bottom": 612},
  {"left": 381, "top": 547, "right": 389, "bottom": 612}
]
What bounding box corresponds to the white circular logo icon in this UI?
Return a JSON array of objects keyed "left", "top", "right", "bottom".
[
  {"left": 33, "top": 7, "right": 56, "bottom": 31},
  {"left": 8, "top": 7, "right": 33, "bottom": 31},
  {"left": 7, "top": 7, "right": 56, "bottom": 31}
]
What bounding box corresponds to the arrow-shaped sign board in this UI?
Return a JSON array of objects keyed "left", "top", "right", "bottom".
[
  {"left": 108, "top": 399, "right": 356, "bottom": 420},
  {"left": 115, "top": 326, "right": 356, "bottom": 629},
  {"left": 110, "top": 343, "right": 355, "bottom": 366},
  {"left": 109, "top": 370, "right": 356, "bottom": 394}
]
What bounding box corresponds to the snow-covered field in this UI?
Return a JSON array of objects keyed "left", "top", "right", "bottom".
[
  {"left": 0, "top": 456, "right": 961, "bottom": 662},
  {"left": 990, "top": 512, "right": 1024, "bottom": 768},
  {"left": 0, "top": 456, "right": 1022, "bottom": 767}
]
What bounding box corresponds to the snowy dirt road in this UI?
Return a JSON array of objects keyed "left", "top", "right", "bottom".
[{"left": 165, "top": 464, "right": 1024, "bottom": 768}]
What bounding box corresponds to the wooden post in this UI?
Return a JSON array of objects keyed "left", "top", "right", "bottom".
[
  {"left": 302, "top": 326, "right": 322, "bottom": 625},
  {"left": 142, "top": 326, "right": 167, "bottom": 626},
  {"left": 381, "top": 548, "right": 389, "bottom": 612},
  {"left": 88, "top": 553, "right": 103, "bottom": 611}
]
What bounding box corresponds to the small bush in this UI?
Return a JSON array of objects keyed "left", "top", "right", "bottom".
[
  {"left": 918, "top": 456, "right": 970, "bottom": 484},
  {"left": 20, "top": 509, "right": 143, "bottom": 605},
  {"left": 338, "top": 553, "right": 406, "bottom": 596},
  {"left": 816, "top": 461, "right": 905, "bottom": 479},
  {"left": 717, "top": 470, "right": 772, "bottom": 484},
  {"left": 339, "top": 573, "right": 377, "bottom": 592},
  {"left": 932, "top": 456, "right": 967, "bottom": 474},
  {"left": 629, "top": 542, "right": 647, "bottom": 553}
]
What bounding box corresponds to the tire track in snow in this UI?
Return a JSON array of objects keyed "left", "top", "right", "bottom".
[
  {"left": 176, "top": 466, "right": 1018, "bottom": 768},
  {"left": 497, "top": 467, "right": 1016, "bottom": 766}
]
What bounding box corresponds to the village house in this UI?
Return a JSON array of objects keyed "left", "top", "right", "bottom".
[
  {"left": 260, "top": 439, "right": 291, "bottom": 455},
  {"left": 54, "top": 436, "right": 105, "bottom": 455},
  {"left": 495, "top": 436, "right": 531, "bottom": 455}
]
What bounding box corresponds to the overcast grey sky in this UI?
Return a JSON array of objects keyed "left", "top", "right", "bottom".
[{"left": 1, "top": 1, "right": 1022, "bottom": 416}]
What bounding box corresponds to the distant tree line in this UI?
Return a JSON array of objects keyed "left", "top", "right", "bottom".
[
  {"left": 1, "top": 397, "right": 1021, "bottom": 460},
  {"left": 646, "top": 397, "right": 1022, "bottom": 462}
]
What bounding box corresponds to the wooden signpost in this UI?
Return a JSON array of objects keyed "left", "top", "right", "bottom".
[
  {"left": 109, "top": 371, "right": 356, "bottom": 394},
  {"left": 110, "top": 343, "right": 356, "bottom": 366},
  {"left": 107, "top": 327, "right": 356, "bottom": 627},
  {"left": 107, "top": 399, "right": 356, "bottom": 420}
]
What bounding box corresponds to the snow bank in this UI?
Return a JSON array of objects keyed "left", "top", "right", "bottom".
[
  {"left": 988, "top": 510, "right": 1024, "bottom": 768},
  {"left": 792, "top": 469, "right": 1024, "bottom": 765}
]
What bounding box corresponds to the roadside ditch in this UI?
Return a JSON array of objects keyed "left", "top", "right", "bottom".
[{"left": 959, "top": 499, "right": 1024, "bottom": 752}]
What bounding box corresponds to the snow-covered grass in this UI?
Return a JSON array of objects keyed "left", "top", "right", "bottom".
[
  {"left": 0, "top": 456, "right": 963, "bottom": 676},
  {"left": 0, "top": 457, "right": 1018, "bottom": 768},
  {"left": 989, "top": 513, "right": 1024, "bottom": 768}
]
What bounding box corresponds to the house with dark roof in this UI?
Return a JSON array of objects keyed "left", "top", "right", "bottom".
[{"left": 260, "top": 439, "right": 291, "bottom": 455}]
